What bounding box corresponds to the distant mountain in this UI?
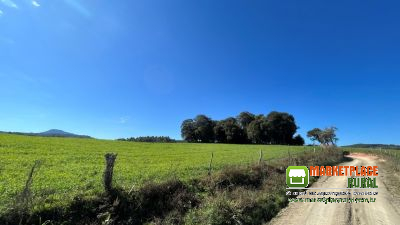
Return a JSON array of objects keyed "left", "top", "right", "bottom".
[
  {"left": 0, "top": 129, "right": 92, "bottom": 138},
  {"left": 343, "top": 144, "right": 400, "bottom": 150}
]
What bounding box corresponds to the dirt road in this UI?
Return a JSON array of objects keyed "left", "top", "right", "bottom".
[{"left": 267, "top": 154, "right": 400, "bottom": 225}]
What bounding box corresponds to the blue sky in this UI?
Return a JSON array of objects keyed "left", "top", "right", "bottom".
[{"left": 0, "top": 0, "right": 399, "bottom": 145}]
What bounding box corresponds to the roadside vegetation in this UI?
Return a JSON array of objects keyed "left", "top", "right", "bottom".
[
  {"left": 0, "top": 111, "right": 344, "bottom": 224},
  {"left": 0, "top": 134, "right": 318, "bottom": 214},
  {"left": 345, "top": 147, "right": 400, "bottom": 171},
  {"left": 0, "top": 136, "right": 344, "bottom": 224}
]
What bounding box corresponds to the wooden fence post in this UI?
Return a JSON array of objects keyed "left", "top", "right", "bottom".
[
  {"left": 259, "top": 150, "right": 263, "bottom": 165},
  {"left": 208, "top": 152, "right": 214, "bottom": 176},
  {"left": 104, "top": 153, "right": 117, "bottom": 193}
]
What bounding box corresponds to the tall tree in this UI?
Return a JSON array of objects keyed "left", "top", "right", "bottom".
[
  {"left": 237, "top": 112, "right": 255, "bottom": 129},
  {"left": 307, "top": 127, "right": 338, "bottom": 146},
  {"left": 265, "top": 111, "right": 298, "bottom": 145},
  {"left": 193, "top": 115, "right": 215, "bottom": 143},
  {"left": 213, "top": 121, "right": 226, "bottom": 143},
  {"left": 181, "top": 119, "right": 196, "bottom": 142},
  {"left": 213, "top": 118, "right": 245, "bottom": 143},
  {"left": 237, "top": 111, "right": 255, "bottom": 143},
  {"left": 222, "top": 117, "right": 245, "bottom": 143},
  {"left": 307, "top": 128, "right": 322, "bottom": 145},
  {"left": 247, "top": 117, "right": 269, "bottom": 144},
  {"left": 321, "top": 127, "right": 338, "bottom": 146}
]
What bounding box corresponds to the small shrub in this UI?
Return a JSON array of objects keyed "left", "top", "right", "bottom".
[
  {"left": 210, "top": 165, "right": 266, "bottom": 190},
  {"left": 135, "top": 179, "right": 198, "bottom": 220}
]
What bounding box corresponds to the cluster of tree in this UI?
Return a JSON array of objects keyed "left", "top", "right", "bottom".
[
  {"left": 306, "top": 127, "right": 338, "bottom": 146},
  {"left": 181, "top": 111, "right": 305, "bottom": 145},
  {"left": 117, "top": 136, "right": 177, "bottom": 143}
]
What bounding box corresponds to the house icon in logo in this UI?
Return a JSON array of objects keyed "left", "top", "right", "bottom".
[{"left": 286, "top": 166, "right": 309, "bottom": 188}]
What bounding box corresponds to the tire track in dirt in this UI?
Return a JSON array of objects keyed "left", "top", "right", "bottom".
[{"left": 267, "top": 154, "right": 400, "bottom": 225}]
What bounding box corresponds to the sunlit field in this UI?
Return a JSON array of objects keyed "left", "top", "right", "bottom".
[{"left": 0, "top": 133, "right": 314, "bottom": 211}]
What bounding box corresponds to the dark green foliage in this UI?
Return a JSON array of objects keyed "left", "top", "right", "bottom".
[
  {"left": 181, "top": 115, "right": 215, "bottom": 143},
  {"left": 247, "top": 117, "right": 269, "bottom": 144},
  {"left": 307, "top": 127, "right": 338, "bottom": 146},
  {"left": 291, "top": 134, "right": 305, "bottom": 146},
  {"left": 193, "top": 115, "right": 215, "bottom": 143},
  {"left": 213, "top": 117, "right": 245, "bottom": 144},
  {"left": 181, "top": 119, "right": 197, "bottom": 142},
  {"left": 119, "top": 136, "right": 176, "bottom": 143},
  {"left": 213, "top": 121, "right": 226, "bottom": 143},
  {"left": 265, "top": 111, "right": 297, "bottom": 145},
  {"left": 134, "top": 111, "right": 303, "bottom": 146},
  {"left": 237, "top": 112, "right": 256, "bottom": 130},
  {"left": 181, "top": 111, "right": 300, "bottom": 145}
]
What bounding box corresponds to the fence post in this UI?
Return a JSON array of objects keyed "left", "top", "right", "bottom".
[
  {"left": 208, "top": 152, "right": 214, "bottom": 176},
  {"left": 259, "top": 150, "right": 263, "bottom": 165},
  {"left": 288, "top": 150, "right": 291, "bottom": 166},
  {"left": 104, "top": 153, "right": 117, "bottom": 193}
]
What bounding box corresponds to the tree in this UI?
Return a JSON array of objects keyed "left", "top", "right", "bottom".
[
  {"left": 123, "top": 136, "right": 176, "bottom": 143},
  {"left": 307, "top": 127, "right": 338, "bottom": 146},
  {"left": 181, "top": 119, "right": 196, "bottom": 142},
  {"left": 237, "top": 111, "right": 255, "bottom": 143},
  {"left": 222, "top": 117, "right": 245, "bottom": 143},
  {"left": 307, "top": 128, "right": 322, "bottom": 145},
  {"left": 213, "top": 118, "right": 245, "bottom": 143},
  {"left": 265, "top": 111, "right": 298, "bottom": 145},
  {"left": 237, "top": 112, "right": 255, "bottom": 129},
  {"left": 193, "top": 115, "right": 215, "bottom": 143},
  {"left": 181, "top": 111, "right": 301, "bottom": 145},
  {"left": 321, "top": 127, "right": 338, "bottom": 146},
  {"left": 247, "top": 117, "right": 269, "bottom": 144},
  {"left": 291, "top": 134, "right": 305, "bottom": 146},
  {"left": 213, "top": 121, "right": 226, "bottom": 143}
]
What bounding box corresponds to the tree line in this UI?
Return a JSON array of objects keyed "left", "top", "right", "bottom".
[
  {"left": 181, "top": 111, "right": 305, "bottom": 145},
  {"left": 117, "top": 136, "right": 177, "bottom": 143}
]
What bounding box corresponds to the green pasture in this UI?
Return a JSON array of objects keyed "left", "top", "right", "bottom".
[{"left": 0, "top": 134, "right": 314, "bottom": 211}]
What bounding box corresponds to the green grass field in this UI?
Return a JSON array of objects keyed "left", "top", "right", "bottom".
[{"left": 0, "top": 133, "right": 314, "bottom": 211}]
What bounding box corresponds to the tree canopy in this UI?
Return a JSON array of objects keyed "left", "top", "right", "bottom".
[
  {"left": 181, "top": 111, "right": 304, "bottom": 145},
  {"left": 118, "top": 136, "right": 176, "bottom": 143},
  {"left": 307, "top": 126, "right": 338, "bottom": 146}
]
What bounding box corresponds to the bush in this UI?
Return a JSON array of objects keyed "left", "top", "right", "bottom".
[{"left": 210, "top": 165, "right": 266, "bottom": 190}]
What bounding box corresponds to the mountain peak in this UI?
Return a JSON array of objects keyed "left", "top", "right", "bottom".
[
  {"left": 41, "top": 129, "right": 72, "bottom": 135},
  {"left": 38, "top": 129, "right": 91, "bottom": 138}
]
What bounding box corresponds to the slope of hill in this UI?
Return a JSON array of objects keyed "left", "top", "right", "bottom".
[{"left": 0, "top": 129, "right": 91, "bottom": 138}]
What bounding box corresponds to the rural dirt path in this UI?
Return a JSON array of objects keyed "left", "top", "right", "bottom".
[{"left": 267, "top": 153, "right": 400, "bottom": 225}]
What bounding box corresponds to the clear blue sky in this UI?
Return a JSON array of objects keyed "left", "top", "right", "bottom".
[{"left": 1, "top": 0, "right": 399, "bottom": 145}]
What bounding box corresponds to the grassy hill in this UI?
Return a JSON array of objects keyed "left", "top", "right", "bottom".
[
  {"left": 0, "top": 129, "right": 92, "bottom": 138},
  {"left": 0, "top": 133, "right": 315, "bottom": 211}
]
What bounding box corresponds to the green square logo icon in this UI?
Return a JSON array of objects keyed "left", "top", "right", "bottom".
[{"left": 286, "top": 166, "right": 309, "bottom": 188}]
